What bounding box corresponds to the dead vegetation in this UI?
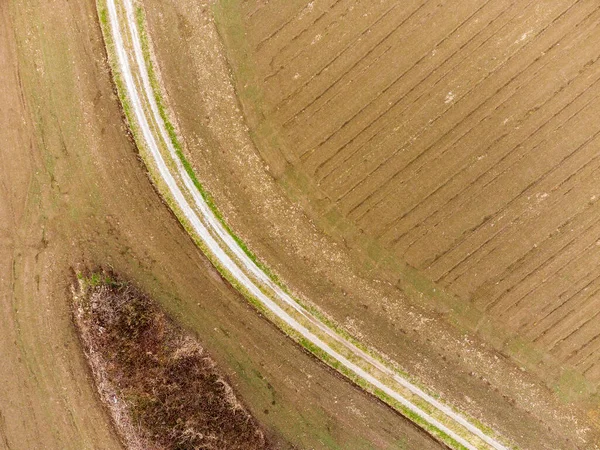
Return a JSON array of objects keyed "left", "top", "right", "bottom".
[{"left": 72, "top": 270, "right": 270, "bottom": 450}]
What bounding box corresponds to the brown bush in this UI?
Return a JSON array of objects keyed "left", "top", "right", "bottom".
[{"left": 72, "top": 270, "right": 271, "bottom": 450}]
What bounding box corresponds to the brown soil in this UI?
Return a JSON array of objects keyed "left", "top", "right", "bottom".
[
  {"left": 134, "top": 0, "right": 600, "bottom": 447},
  {"left": 216, "top": 0, "right": 600, "bottom": 391},
  {"left": 0, "top": 0, "right": 442, "bottom": 449},
  {"left": 72, "top": 270, "right": 270, "bottom": 450}
]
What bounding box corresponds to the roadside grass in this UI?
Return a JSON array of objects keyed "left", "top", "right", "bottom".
[{"left": 134, "top": 6, "right": 285, "bottom": 288}]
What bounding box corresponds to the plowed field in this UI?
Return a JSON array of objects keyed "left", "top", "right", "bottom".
[{"left": 218, "top": 0, "right": 600, "bottom": 386}]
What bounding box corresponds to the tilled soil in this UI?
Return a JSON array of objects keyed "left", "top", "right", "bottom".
[{"left": 218, "top": 0, "right": 600, "bottom": 390}]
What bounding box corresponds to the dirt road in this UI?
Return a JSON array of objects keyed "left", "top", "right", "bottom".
[{"left": 102, "top": 0, "right": 510, "bottom": 447}]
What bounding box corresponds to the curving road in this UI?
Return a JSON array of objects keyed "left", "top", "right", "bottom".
[{"left": 101, "top": 0, "right": 510, "bottom": 448}]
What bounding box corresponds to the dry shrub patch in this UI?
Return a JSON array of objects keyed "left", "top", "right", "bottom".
[{"left": 72, "top": 270, "right": 271, "bottom": 450}]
